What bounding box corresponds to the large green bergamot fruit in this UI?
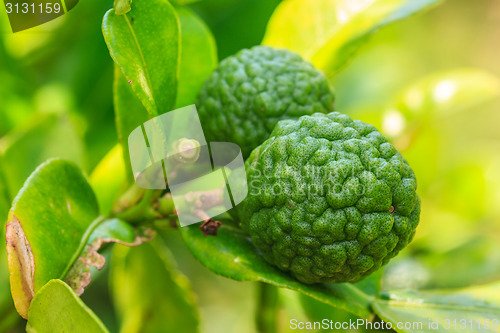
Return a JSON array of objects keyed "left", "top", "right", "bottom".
[
  {"left": 196, "top": 45, "right": 335, "bottom": 158},
  {"left": 240, "top": 112, "right": 420, "bottom": 284}
]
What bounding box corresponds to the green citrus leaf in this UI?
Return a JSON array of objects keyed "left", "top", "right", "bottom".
[
  {"left": 103, "top": 0, "right": 180, "bottom": 115},
  {"left": 65, "top": 218, "right": 154, "bottom": 296},
  {"left": 262, "top": 0, "right": 443, "bottom": 76},
  {"left": 114, "top": 0, "right": 132, "bottom": 15},
  {"left": 354, "top": 269, "right": 383, "bottom": 297},
  {"left": 175, "top": 6, "right": 217, "bottom": 108},
  {"left": 113, "top": 66, "right": 149, "bottom": 182},
  {"left": 90, "top": 145, "right": 126, "bottom": 216},
  {"left": 0, "top": 306, "right": 19, "bottom": 333},
  {"left": 111, "top": 238, "right": 199, "bottom": 333},
  {"left": 0, "top": 236, "right": 18, "bottom": 331},
  {"left": 179, "top": 224, "right": 372, "bottom": 318},
  {"left": 373, "top": 282, "right": 500, "bottom": 333},
  {"left": 6, "top": 159, "right": 100, "bottom": 318},
  {"left": 0, "top": 113, "right": 84, "bottom": 198},
  {"left": 26, "top": 279, "right": 108, "bottom": 333},
  {"left": 297, "top": 270, "right": 382, "bottom": 330},
  {"left": 191, "top": 0, "right": 281, "bottom": 59}
]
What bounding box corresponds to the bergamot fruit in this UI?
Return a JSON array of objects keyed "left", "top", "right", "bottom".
[
  {"left": 196, "top": 45, "right": 335, "bottom": 158},
  {"left": 240, "top": 112, "right": 420, "bottom": 284}
]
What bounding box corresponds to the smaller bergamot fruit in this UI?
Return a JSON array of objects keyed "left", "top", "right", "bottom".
[
  {"left": 196, "top": 45, "right": 335, "bottom": 158},
  {"left": 240, "top": 112, "right": 420, "bottom": 284}
]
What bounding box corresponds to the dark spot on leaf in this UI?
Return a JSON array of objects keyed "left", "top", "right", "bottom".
[
  {"left": 131, "top": 17, "right": 134, "bottom": 24},
  {"left": 200, "top": 219, "right": 222, "bottom": 236}
]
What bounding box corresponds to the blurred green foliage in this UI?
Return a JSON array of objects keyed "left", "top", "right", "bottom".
[
  {"left": 110, "top": 239, "right": 199, "bottom": 333},
  {"left": 0, "top": 0, "right": 500, "bottom": 332}
]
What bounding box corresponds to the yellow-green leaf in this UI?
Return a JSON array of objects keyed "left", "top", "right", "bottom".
[
  {"left": 26, "top": 279, "right": 108, "bottom": 333},
  {"left": 90, "top": 145, "right": 126, "bottom": 216}
]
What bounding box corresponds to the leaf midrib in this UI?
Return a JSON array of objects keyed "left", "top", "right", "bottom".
[{"left": 122, "top": 12, "right": 157, "bottom": 116}]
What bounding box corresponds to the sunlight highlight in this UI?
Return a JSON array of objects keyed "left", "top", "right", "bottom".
[
  {"left": 383, "top": 109, "right": 406, "bottom": 137},
  {"left": 433, "top": 80, "right": 457, "bottom": 103}
]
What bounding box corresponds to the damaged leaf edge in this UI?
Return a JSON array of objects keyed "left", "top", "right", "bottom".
[{"left": 65, "top": 227, "right": 156, "bottom": 296}]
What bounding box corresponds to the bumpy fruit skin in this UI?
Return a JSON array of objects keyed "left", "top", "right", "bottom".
[
  {"left": 196, "top": 46, "right": 335, "bottom": 158},
  {"left": 240, "top": 112, "right": 420, "bottom": 284}
]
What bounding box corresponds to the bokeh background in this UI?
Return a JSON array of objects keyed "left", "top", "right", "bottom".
[{"left": 0, "top": 0, "right": 499, "bottom": 332}]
